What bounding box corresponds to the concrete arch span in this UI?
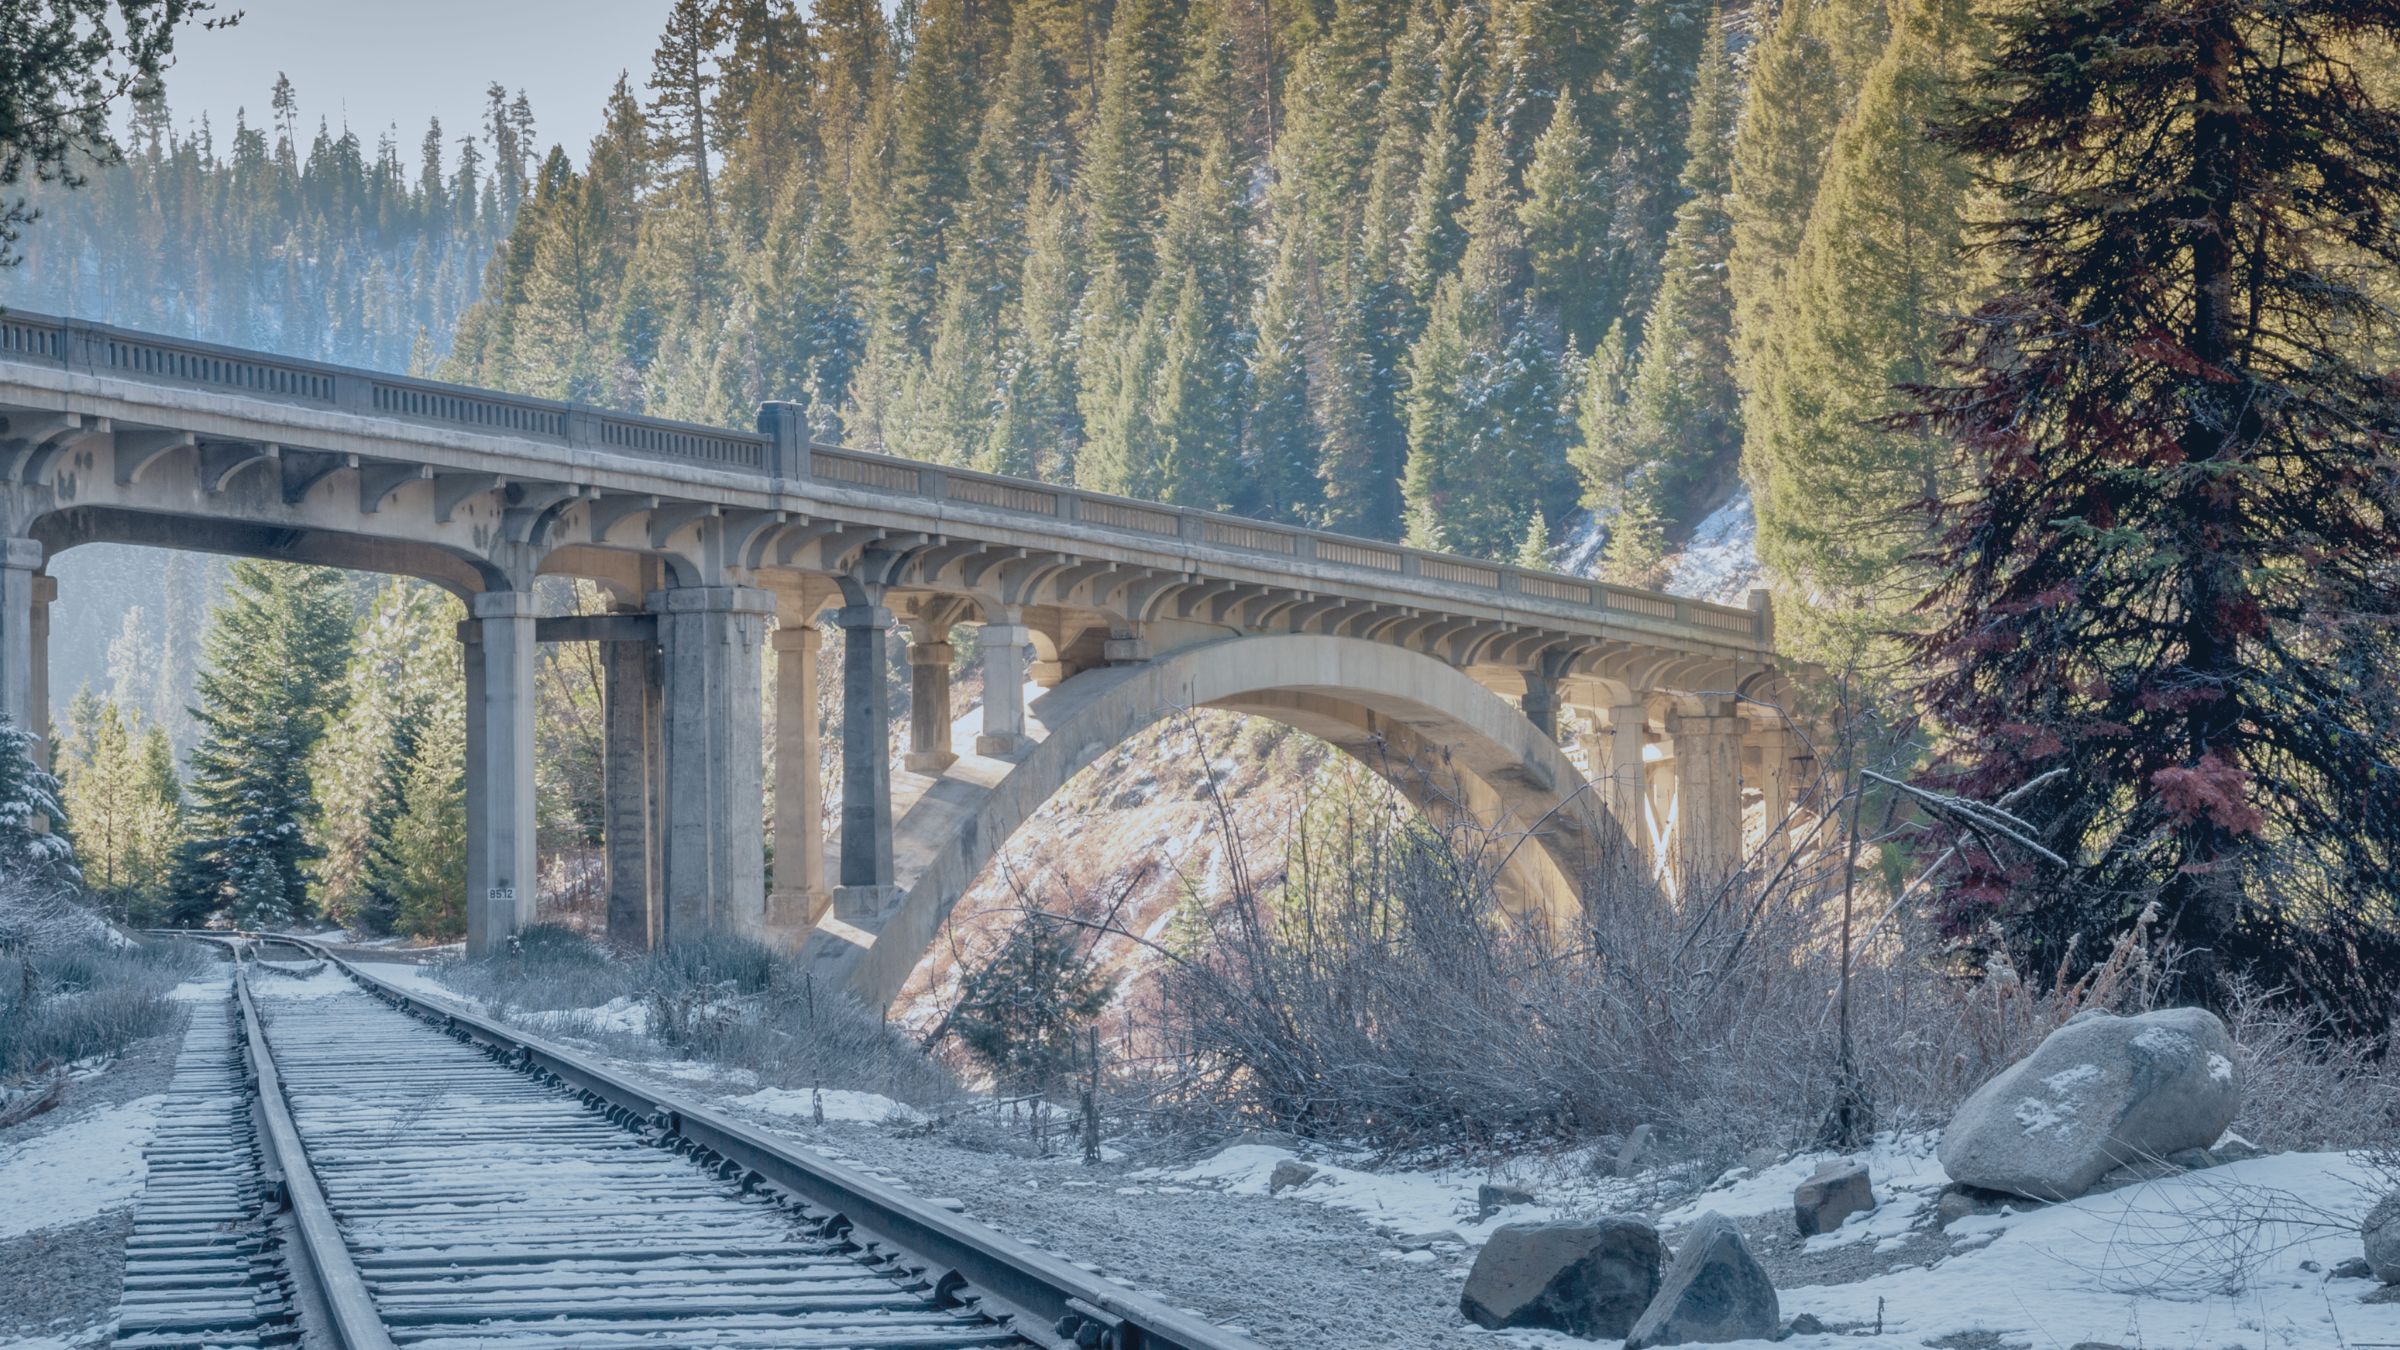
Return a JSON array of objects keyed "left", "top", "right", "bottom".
[{"left": 809, "top": 633, "right": 1623, "bottom": 1008}]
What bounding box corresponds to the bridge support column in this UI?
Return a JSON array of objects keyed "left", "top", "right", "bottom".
[
  {"left": 28, "top": 572, "right": 52, "bottom": 765},
  {"left": 652, "top": 585, "right": 772, "bottom": 943},
  {"left": 903, "top": 637, "right": 956, "bottom": 774},
  {"left": 465, "top": 591, "right": 539, "bottom": 958},
  {"left": 1753, "top": 723, "right": 1793, "bottom": 866},
  {"left": 770, "top": 622, "right": 826, "bottom": 927},
  {"left": 1671, "top": 707, "right": 1744, "bottom": 893},
  {"left": 833, "top": 602, "right": 899, "bottom": 920},
  {"left": 975, "top": 623, "right": 1031, "bottom": 756},
  {"left": 0, "top": 539, "right": 40, "bottom": 753},
  {"left": 1520, "top": 675, "right": 1558, "bottom": 739},
  {"left": 1599, "top": 702, "right": 1649, "bottom": 867},
  {"left": 602, "top": 632, "right": 663, "bottom": 950}
]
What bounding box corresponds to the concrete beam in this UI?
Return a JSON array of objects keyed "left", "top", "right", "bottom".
[{"left": 536, "top": 613, "right": 658, "bottom": 644}]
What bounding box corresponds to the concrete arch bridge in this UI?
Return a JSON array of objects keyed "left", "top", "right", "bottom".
[{"left": 0, "top": 314, "right": 1810, "bottom": 1007}]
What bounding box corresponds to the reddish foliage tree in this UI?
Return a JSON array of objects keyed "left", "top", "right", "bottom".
[{"left": 1906, "top": 0, "right": 2400, "bottom": 1024}]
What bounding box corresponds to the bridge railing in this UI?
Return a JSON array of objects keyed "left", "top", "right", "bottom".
[{"left": 0, "top": 309, "right": 1771, "bottom": 648}]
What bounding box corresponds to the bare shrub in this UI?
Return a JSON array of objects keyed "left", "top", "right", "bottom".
[
  {"left": 1112, "top": 713, "right": 2219, "bottom": 1168},
  {"left": 435, "top": 923, "right": 953, "bottom": 1105},
  {"left": 0, "top": 876, "right": 199, "bottom": 1076}
]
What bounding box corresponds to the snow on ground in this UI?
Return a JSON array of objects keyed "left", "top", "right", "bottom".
[
  {"left": 1776, "top": 1151, "right": 2392, "bottom": 1350},
  {"left": 725, "top": 1086, "right": 927, "bottom": 1125},
  {"left": 1666, "top": 1130, "right": 1950, "bottom": 1255},
  {"left": 517, "top": 994, "right": 649, "bottom": 1036},
  {"left": 352, "top": 959, "right": 469, "bottom": 1005},
  {"left": 1119, "top": 1127, "right": 2397, "bottom": 1349},
  {"left": 0, "top": 1095, "right": 162, "bottom": 1242}
]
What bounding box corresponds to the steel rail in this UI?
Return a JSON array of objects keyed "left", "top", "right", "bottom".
[
  {"left": 206, "top": 932, "right": 1265, "bottom": 1350},
  {"left": 229, "top": 949, "right": 402, "bottom": 1350}
]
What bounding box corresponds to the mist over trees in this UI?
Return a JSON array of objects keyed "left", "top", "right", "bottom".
[{"left": 0, "top": 73, "right": 533, "bottom": 371}]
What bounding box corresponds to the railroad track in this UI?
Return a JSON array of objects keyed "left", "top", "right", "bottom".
[{"left": 124, "top": 933, "right": 1258, "bottom": 1350}]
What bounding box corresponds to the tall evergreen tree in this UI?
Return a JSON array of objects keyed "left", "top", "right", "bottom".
[
  {"left": 1400, "top": 120, "right": 1565, "bottom": 558},
  {"left": 1610, "top": 13, "right": 1741, "bottom": 529},
  {"left": 165, "top": 562, "right": 353, "bottom": 930},
  {"left": 1909, "top": 0, "right": 2400, "bottom": 1021},
  {"left": 1749, "top": 0, "right": 1987, "bottom": 665}
]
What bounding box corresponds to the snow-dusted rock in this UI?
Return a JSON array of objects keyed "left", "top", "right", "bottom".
[
  {"left": 1458, "top": 1217, "right": 1664, "bottom": 1337},
  {"left": 1626, "top": 1211, "right": 1780, "bottom": 1348},
  {"left": 1268, "top": 1160, "right": 1317, "bottom": 1194},
  {"left": 2366, "top": 1192, "right": 2400, "bottom": 1283},
  {"left": 1792, "top": 1160, "right": 1874, "bottom": 1236},
  {"left": 1477, "top": 1182, "right": 1536, "bottom": 1218},
  {"left": 1938, "top": 1007, "right": 2240, "bottom": 1201}
]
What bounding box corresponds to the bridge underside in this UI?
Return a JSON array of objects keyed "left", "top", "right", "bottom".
[{"left": 0, "top": 313, "right": 1814, "bottom": 1008}]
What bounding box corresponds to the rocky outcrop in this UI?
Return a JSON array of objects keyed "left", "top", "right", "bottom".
[
  {"left": 1458, "top": 1218, "right": 1665, "bottom": 1338},
  {"left": 1939, "top": 1007, "right": 2241, "bottom": 1201},
  {"left": 1625, "top": 1211, "right": 1780, "bottom": 1348},
  {"left": 1793, "top": 1161, "right": 1874, "bottom": 1236}
]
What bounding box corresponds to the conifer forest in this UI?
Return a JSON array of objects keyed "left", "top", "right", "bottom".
[{"left": 5, "top": 1, "right": 2400, "bottom": 1343}]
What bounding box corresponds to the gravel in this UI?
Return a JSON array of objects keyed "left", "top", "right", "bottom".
[{"left": 783, "top": 1118, "right": 1495, "bottom": 1349}]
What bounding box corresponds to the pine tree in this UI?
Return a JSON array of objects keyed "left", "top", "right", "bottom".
[
  {"left": 1909, "top": 0, "right": 2400, "bottom": 1019},
  {"left": 1243, "top": 224, "right": 1324, "bottom": 523},
  {"left": 877, "top": 0, "right": 982, "bottom": 348},
  {"left": 165, "top": 562, "right": 354, "bottom": 929},
  {"left": 316, "top": 580, "right": 456, "bottom": 929},
  {"left": 1078, "top": 0, "right": 1188, "bottom": 296},
  {"left": 1606, "top": 0, "right": 1710, "bottom": 328},
  {"left": 1749, "top": 0, "right": 1986, "bottom": 665},
  {"left": 987, "top": 166, "right": 1084, "bottom": 479},
  {"left": 1519, "top": 93, "right": 1613, "bottom": 351},
  {"left": 1726, "top": 0, "right": 1888, "bottom": 477},
  {"left": 0, "top": 716, "right": 75, "bottom": 890},
  {"left": 1613, "top": 12, "right": 1740, "bottom": 528},
  {"left": 55, "top": 696, "right": 169, "bottom": 910},
  {"left": 649, "top": 0, "right": 725, "bottom": 229},
  {"left": 1399, "top": 120, "right": 1565, "bottom": 559}
]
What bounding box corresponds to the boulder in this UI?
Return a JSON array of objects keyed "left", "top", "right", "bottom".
[
  {"left": 1267, "top": 1160, "right": 1317, "bottom": 1195},
  {"left": 1626, "top": 1211, "right": 1780, "bottom": 1348},
  {"left": 1792, "top": 1161, "right": 1874, "bottom": 1237},
  {"left": 1478, "top": 1182, "right": 1537, "bottom": 1219},
  {"left": 2366, "top": 1193, "right": 2400, "bottom": 1284},
  {"left": 1458, "top": 1218, "right": 1665, "bottom": 1338},
  {"left": 1938, "top": 1007, "right": 2241, "bottom": 1201}
]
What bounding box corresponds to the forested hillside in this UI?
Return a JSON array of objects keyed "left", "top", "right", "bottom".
[
  {"left": 434, "top": 0, "right": 2005, "bottom": 664},
  {"left": 6, "top": 75, "right": 533, "bottom": 724},
  {"left": 0, "top": 75, "right": 528, "bottom": 371}
]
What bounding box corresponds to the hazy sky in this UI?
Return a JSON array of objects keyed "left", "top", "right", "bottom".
[{"left": 150, "top": 0, "right": 671, "bottom": 169}]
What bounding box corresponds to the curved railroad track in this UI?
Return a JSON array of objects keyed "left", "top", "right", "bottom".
[{"left": 120, "top": 932, "right": 1259, "bottom": 1350}]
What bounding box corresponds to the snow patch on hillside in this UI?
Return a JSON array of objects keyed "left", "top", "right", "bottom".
[
  {"left": 1663, "top": 488, "right": 1763, "bottom": 604},
  {"left": 1555, "top": 485, "right": 1763, "bottom": 606}
]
